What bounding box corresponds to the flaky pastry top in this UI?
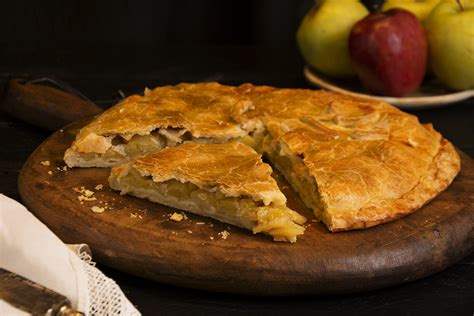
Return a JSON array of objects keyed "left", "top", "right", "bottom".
[
  {"left": 111, "top": 142, "right": 287, "bottom": 206},
  {"left": 72, "top": 82, "right": 254, "bottom": 153}
]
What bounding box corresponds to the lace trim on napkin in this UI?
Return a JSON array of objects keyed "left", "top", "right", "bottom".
[{"left": 68, "top": 244, "right": 141, "bottom": 316}]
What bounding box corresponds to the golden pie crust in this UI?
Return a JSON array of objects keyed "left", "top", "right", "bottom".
[
  {"left": 66, "top": 82, "right": 461, "bottom": 233},
  {"left": 64, "top": 82, "right": 255, "bottom": 167}
]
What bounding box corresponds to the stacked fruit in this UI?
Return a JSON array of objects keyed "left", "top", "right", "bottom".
[{"left": 297, "top": 0, "right": 474, "bottom": 97}]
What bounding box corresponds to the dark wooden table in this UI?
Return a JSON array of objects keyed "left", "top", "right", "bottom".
[{"left": 1, "top": 46, "right": 473, "bottom": 315}]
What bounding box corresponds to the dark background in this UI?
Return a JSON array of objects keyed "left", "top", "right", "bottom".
[
  {"left": 0, "top": 0, "right": 328, "bottom": 104},
  {"left": 1, "top": 0, "right": 315, "bottom": 97},
  {"left": 2, "top": 1, "right": 312, "bottom": 47},
  {"left": 1, "top": 1, "right": 473, "bottom": 315}
]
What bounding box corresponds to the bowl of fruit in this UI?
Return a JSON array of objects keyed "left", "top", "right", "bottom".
[{"left": 297, "top": 0, "right": 474, "bottom": 109}]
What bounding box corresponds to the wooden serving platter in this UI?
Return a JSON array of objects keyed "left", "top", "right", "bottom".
[{"left": 19, "top": 120, "right": 474, "bottom": 295}]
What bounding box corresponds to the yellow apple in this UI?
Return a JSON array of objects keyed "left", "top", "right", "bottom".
[
  {"left": 296, "top": 0, "right": 368, "bottom": 78},
  {"left": 382, "top": 0, "right": 441, "bottom": 21},
  {"left": 425, "top": 0, "right": 474, "bottom": 90}
]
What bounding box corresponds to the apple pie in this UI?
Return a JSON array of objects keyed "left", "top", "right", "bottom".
[
  {"left": 66, "top": 82, "right": 460, "bottom": 234},
  {"left": 108, "top": 142, "right": 307, "bottom": 242}
]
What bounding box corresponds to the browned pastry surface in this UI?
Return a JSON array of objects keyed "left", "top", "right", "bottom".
[
  {"left": 80, "top": 82, "right": 252, "bottom": 141},
  {"left": 112, "top": 142, "right": 286, "bottom": 204},
  {"left": 64, "top": 83, "right": 256, "bottom": 167}
]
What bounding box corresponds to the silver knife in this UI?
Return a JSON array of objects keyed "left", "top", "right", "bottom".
[{"left": 0, "top": 268, "right": 84, "bottom": 315}]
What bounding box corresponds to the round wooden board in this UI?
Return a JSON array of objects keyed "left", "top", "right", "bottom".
[{"left": 19, "top": 120, "right": 474, "bottom": 296}]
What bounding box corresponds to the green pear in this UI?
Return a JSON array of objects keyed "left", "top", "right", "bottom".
[
  {"left": 425, "top": 0, "right": 474, "bottom": 90},
  {"left": 297, "top": 0, "right": 368, "bottom": 78},
  {"left": 382, "top": 0, "right": 441, "bottom": 21}
]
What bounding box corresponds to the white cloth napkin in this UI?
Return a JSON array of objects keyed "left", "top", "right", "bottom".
[{"left": 0, "top": 194, "right": 140, "bottom": 316}]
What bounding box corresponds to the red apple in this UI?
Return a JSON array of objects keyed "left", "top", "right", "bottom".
[{"left": 349, "top": 9, "right": 427, "bottom": 97}]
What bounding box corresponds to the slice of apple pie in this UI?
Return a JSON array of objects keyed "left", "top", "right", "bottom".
[{"left": 108, "top": 142, "right": 306, "bottom": 242}]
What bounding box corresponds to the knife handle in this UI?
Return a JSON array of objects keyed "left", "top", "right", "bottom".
[
  {"left": 0, "top": 268, "right": 85, "bottom": 316},
  {"left": 0, "top": 79, "right": 104, "bottom": 131}
]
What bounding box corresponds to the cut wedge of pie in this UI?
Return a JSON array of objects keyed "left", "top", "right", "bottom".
[{"left": 108, "top": 142, "right": 307, "bottom": 242}]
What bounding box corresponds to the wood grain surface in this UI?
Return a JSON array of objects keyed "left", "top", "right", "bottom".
[{"left": 18, "top": 119, "right": 474, "bottom": 296}]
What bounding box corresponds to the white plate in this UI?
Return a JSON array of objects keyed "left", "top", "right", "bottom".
[{"left": 304, "top": 66, "right": 474, "bottom": 110}]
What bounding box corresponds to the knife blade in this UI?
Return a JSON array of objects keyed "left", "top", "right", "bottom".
[{"left": 0, "top": 268, "right": 84, "bottom": 316}]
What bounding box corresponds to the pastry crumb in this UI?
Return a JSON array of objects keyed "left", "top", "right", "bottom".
[
  {"left": 62, "top": 166, "right": 68, "bottom": 171},
  {"left": 40, "top": 160, "right": 50, "bottom": 166},
  {"left": 209, "top": 236, "right": 214, "bottom": 240},
  {"left": 170, "top": 212, "right": 184, "bottom": 222},
  {"left": 218, "top": 230, "right": 230, "bottom": 240},
  {"left": 91, "top": 206, "right": 105, "bottom": 213},
  {"left": 47, "top": 170, "right": 53, "bottom": 175},
  {"left": 77, "top": 195, "right": 97, "bottom": 202},
  {"left": 95, "top": 184, "right": 103, "bottom": 190},
  {"left": 83, "top": 189, "right": 94, "bottom": 198},
  {"left": 130, "top": 212, "right": 143, "bottom": 219},
  {"left": 76, "top": 187, "right": 96, "bottom": 202},
  {"left": 186, "top": 230, "right": 193, "bottom": 234},
  {"left": 196, "top": 222, "right": 205, "bottom": 225},
  {"left": 73, "top": 186, "right": 86, "bottom": 193}
]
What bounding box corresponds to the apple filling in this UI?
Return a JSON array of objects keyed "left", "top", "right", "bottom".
[
  {"left": 109, "top": 167, "right": 306, "bottom": 242},
  {"left": 239, "top": 125, "right": 267, "bottom": 153},
  {"left": 105, "top": 128, "right": 193, "bottom": 161},
  {"left": 66, "top": 124, "right": 268, "bottom": 168},
  {"left": 65, "top": 132, "right": 167, "bottom": 167},
  {"left": 263, "top": 136, "right": 325, "bottom": 221}
]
